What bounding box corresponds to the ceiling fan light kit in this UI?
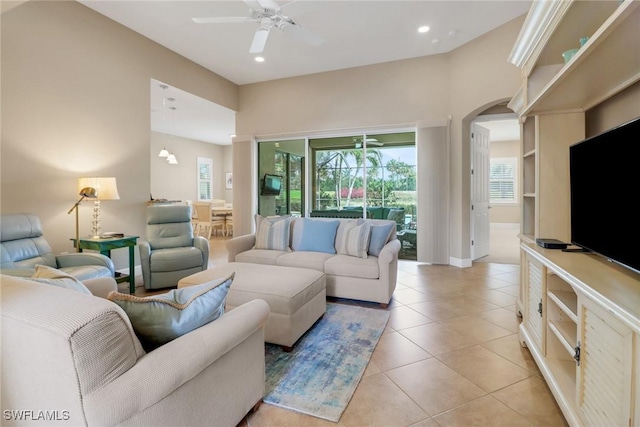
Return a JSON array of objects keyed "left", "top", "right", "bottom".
[{"left": 193, "top": 0, "right": 323, "bottom": 54}]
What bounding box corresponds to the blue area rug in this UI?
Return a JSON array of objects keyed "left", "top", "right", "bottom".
[{"left": 263, "top": 302, "right": 390, "bottom": 422}]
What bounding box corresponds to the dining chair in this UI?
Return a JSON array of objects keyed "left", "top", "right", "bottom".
[
  {"left": 192, "top": 202, "right": 224, "bottom": 239},
  {"left": 224, "top": 215, "right": 233, "bottom": 237}
]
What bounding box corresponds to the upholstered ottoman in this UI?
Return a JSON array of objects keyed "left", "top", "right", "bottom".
[{"left": 178, "top": 262, "right": 326, "bottom": 350}]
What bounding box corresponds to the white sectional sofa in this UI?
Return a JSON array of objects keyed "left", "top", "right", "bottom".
[{"left": 226, "top": 216, "right": 401, "bottom": 307}]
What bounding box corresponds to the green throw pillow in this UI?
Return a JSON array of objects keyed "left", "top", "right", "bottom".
[
  {"left": 108, "top": 273, "right": 234, "bottom": 351},
  {"left": 31, "top": 265, "right": 92, "bottom": 295}
]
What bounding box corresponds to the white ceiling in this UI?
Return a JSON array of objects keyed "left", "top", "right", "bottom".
[{"left": 80, "top": 0, "right": 532, "bottom": 145}]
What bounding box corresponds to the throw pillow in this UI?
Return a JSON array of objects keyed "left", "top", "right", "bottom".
[
  {"left": 368, "top": 223, "right": 395, "bottom": 257},
  {"left": 31, "top": 265, "right": 92, "bottom": 295},
  {"left": 292, "top": 218, "right": 340, "bottom": 254},
  {"left": 254, "top": 214, "right": 291, "bottom": 251},
  {"left": 108, "top": 273, "right": 234, "bottom": 351},
  {"left": 336, "top": 221, "right": 371, "bottom": 258}
]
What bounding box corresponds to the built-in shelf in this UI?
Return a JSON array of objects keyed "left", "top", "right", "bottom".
[
  {"left": 515, "top": 1, "right": 640, "bottom": 424},
  {"left": 546, "top": 358, "right": 577, "bottom": 407},
  {"left": 548, "top": 320, "right": 576, "bottom": 356},
  {"left": 518, "top": 1, "right": 640, "bottom": 116},
  {"left": 548, "top": 291, "right": 578, "bottom": 322}
]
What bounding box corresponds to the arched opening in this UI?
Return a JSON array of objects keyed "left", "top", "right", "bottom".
[{"left": 462, "top": 100, "right": 521, "bottom": 266}]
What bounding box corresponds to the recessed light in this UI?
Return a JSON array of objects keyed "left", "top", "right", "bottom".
[
  {"left": 418, "top": 26, "right": 430, "bottom": 33},
  {"left": 255, "top": 56, "right": 265, "bottom": 63}
]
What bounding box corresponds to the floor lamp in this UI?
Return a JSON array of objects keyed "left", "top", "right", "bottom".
[{"left": 67, "top": 187, "right": 97, "bottom": 252}]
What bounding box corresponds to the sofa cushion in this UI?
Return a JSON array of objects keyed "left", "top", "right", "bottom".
[
  {"left": 254, "top": 215, "right": 291, "bottom": 251},
  {"left": 324, "top": 255, "right": 380, "bottom": 279},
  {"left": 236, "top": 249, "right": 286, "bottom": 265},
  {"left": 368, "top": 222, "right": 395, "bottom": 257},
  {"left": 334, "top": 219, "right": 362, "bottom": 253},
  {"left": 291, "top": 218, "right": 339, "bottom": 254},
  {"left": 336, "top": 221, "right": 371, "bottom": 259},
  {"left": 108, "top": 274, "right": 234, "bottom": 350},
  {"left": 276, "top": 251, "right": 334, "bottom": 272},
  {"left": 30, "top": 265, "right": 92, "bottom": 295}
]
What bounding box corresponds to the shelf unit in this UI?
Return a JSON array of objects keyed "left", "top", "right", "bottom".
[
  {"left": 520, "top": 243, "right": 640, "bottom": 426},
  {"left": 512, "top": 1, "right": 640, "bottom": 425},
  {"left": 511, "top": 0, "right": 640, "bottom": 245}
]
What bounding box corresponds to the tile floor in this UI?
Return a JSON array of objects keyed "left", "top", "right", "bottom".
[{"left": 125, "top": 236, "right": 568, "bottom": 427}]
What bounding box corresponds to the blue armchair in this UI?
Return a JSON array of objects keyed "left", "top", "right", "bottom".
[
  {"left": 139, "top": 205, "right": 209, "bottom": 290},
  {"left": 0, "top": 213, "right": 115, "bottom": 280}
]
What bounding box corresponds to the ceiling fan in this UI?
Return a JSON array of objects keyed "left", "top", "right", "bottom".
[{"left": 192, "top": 0, "right": 323, "bottom": 54}]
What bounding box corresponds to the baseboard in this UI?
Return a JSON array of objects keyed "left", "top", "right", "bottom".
[{"left": 449, "top": 257, "right": 472, "bottom": 268}]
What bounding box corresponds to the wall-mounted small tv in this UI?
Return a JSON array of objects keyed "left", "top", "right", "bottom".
[
  {"left": 261, "top": 174, "right": 282, "bottom": 196},
  {"left": 569, "top": 116, "right": 640, "bottom": 274}
]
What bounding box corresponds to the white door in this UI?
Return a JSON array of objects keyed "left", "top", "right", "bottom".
[{"left": 471, "top": 123, "right": 490, "bottom": 260}]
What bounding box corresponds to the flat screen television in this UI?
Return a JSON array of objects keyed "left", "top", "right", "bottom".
[
  {"left": 569, "top": 116, "right": 640, "bottom": 274},
  {"left": 261, "top": 174, "right": 282, "bottom": 196}
]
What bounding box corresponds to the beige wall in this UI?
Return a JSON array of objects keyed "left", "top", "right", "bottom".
[
  {"left": 489, "top": 139, "right": 521, "bottom": 224},
  {"left": 150, "top": 132, "right": 232, "bottom": 203},
  {"left": 1, "top": 1, "right": 238, "bottom": 269},
  {"left": 235, "top": 16, "right": 525, "bottom": 264},
  {"left": 2, "top": 0, "right": 526, "bottom": 268},
  {"left": 447, "top": 17, "right": 524, "bottom": 263}
]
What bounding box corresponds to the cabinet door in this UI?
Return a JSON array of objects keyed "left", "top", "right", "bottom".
[
  {"left": 578, "top": 297, "right": 633, "bottom": 427},
  {"left": 525, "top": 255, "right": 546, "bottom": 351}
]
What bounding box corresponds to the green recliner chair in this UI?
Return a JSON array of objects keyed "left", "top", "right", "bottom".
[{"left": 139, "top": 205, "right": 209, "bottom": 290}]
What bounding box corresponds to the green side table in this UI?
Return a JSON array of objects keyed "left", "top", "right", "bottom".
[{"left": 71, "top": 235, "right": 139, "bottom": 294}]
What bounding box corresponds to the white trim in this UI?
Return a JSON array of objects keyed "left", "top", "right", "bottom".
[{"left": 450, "top": 257, "right": 472, "bottom": 268}]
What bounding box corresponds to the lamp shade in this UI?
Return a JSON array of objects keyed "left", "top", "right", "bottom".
[{"left": 78, "top": 177, "right": 120, "bottom": 200}]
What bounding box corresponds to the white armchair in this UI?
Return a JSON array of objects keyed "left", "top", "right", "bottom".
[{"left": 1, "top": 274, "right": 270, "bottom": 427}]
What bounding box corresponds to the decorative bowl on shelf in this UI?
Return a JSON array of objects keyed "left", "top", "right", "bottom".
[{"left": 562, "top": 48, "right": 579, "bottom": 63}]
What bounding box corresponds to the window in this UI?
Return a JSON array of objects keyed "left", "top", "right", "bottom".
[
  {"left": 490, "top": 157, "right": 517, "bottom": 204},
  {"left": 197, "top": 157, "right": 213, "bottom": 201}
]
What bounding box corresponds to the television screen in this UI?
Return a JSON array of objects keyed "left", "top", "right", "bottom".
[
  {"left": 569, "top": 116, "right": 640, "bottom": 274},
  {"left": 261, "top": 174, "right": 282, "bottom": 196}
]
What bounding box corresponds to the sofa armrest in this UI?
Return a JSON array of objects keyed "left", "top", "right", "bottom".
[
  {"left": 378, "top": 238, "right": 401, "bottom": 265},
  {"left": 56, "top": 253, "right": 115, "bottom": 275},
  {"left": 225, "top": 234, "right": 256, "bottom": 262},
  {"left": 82, "top": 299, "right": 270, "bottom": 426},
  {"left": 83, "top": 277, "right": 118, "bottom": 299}
]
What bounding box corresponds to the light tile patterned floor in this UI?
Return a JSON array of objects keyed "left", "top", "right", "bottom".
[{"left": 125, "top": 236, "right": 568, "bottom": 427}]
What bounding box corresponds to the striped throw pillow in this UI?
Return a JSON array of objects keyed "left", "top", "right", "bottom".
[
  {"left": 337, "top": 221, "right": 371, "bottom": 258},
  {"left": 254, "top": 215, "right": 291, "bottom": 251}
]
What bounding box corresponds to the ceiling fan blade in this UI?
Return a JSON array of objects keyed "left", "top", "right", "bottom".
[
  {"left": 243, "top": 0, "right": 264, "bottom": 10},
  {"left": 281, "top": 24, "right": 323, "bottom": 46},
  {"left": 249, "top": 27, "right": 270, "bottom": 53},
  {"left": 256, "top": 0, "right": 281, "bottom": 11},
  {"left": 192, "top": 17, "right": 250, "bottom": 24}
]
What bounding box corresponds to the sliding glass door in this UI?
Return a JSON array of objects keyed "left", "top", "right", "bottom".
[
  {"left": 257, "top": 139, "right": 305, "bottom": 217},
  {"left": 257, "top": 132, "right": 416, "bottom": 259}
]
